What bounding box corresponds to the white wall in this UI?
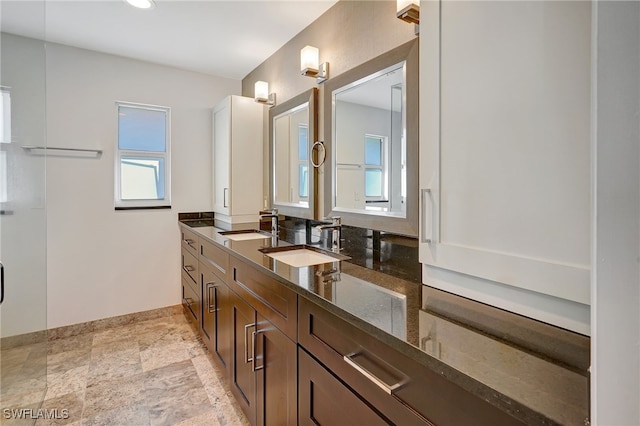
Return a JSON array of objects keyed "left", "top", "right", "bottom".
[
  {"left": 592, "top": 1, "right": 640, "bottom": 423},
  {"left": 45, "top": 42, "right": 239, "bottom": 329}
]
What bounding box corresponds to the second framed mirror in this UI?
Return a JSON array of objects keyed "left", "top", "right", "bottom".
[{"left": 269, "top": 88, "right": 318, "bottom": 219}]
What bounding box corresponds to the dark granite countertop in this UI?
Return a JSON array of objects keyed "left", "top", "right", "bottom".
[{"left": 179, "top": 221, "right": 589, "bottom": 426}]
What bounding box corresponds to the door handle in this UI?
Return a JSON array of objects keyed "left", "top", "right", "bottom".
[
  {"left": 421, "top": 188, "right": 432, "bottom": 244},
  {"left": 244, "top": 323, "right": 256, "bottom": 363},
  {"left": 252, "top": 329, "right": 264, "bottom": 371},
  {"left": 206, "top": 282, "right": 217, "bottom": 313},
  {"left": 223, "top": 188, "right": 229, "bottom": 208},
  {"left": 0, "top": 261, "right": 4, "bottom": 305}
]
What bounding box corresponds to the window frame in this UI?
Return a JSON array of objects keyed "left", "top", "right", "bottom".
[
  {"left": 297, "top": 124, "right": 309, "bottom": 199},
  {"left": 115, "top": 101, "right": 171, "bottom": 210},
  {"left": 364, "top": 134, "right": 388, "bottom": 202}
]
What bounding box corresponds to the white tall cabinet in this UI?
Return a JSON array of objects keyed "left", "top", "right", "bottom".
[
  {"left": 420, "top": 1, "right": 591, "bottom": 335},
  {"left": 212, "top": 95, "right": 263, "bottom": 224}
]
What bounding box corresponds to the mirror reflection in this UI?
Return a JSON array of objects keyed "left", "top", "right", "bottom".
[
  {"left": 273, "top": 102, "right": 310, "bottom": 208},
  {"left": 333, "top": 61, "right": 406, "bottom": 218}
]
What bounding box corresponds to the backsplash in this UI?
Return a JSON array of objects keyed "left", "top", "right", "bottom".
[{"left": 266, "top": 215, "right": 421, "bottom": 284}]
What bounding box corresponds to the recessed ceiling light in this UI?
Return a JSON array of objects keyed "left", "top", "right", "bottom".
[{"left": 124, "top": 0, "right": 155, "bottom": 10}]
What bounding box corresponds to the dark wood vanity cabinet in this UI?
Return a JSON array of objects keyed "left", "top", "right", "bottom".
[
  {"left": 228, "top": 257, "right": 298, "bottom": 426},
  {"left": 255, "top": 314, "right": 297, "bottom": 425},
  {"left": 180, "top": 225, "right": 525, "bottom": 426},
  {"left": 200, "top": 261, "right": 231, "bottom": 372},
  {"left": 199, "top": 238, "right": 232, "bottom": 372},
  {"left": 299, "top": 348, "right": 390, "bottom": 426},
  {"left": 230, "top": 290, "right": 258, "bottom": 424},
  {"left": 298, "top": 297, "right": 524, "bottom": 426}
]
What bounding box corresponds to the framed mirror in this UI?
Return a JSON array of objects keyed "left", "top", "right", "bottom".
[
  {"left": 270, "top": 88, "right": 318, "bottom": 219},
  {"left": 324, "top": 39, "right": 418, "bottom": 236}
]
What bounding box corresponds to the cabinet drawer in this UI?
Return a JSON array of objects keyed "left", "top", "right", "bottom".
[
  {"left": 200, "top": 239, "right": 229, "bottom": 281},
  {"left": 181, "top": 227, "right": 199, "bottom": 258},
  {"left": 299, "top": 348, "right": 389, "bottom": 426},
  {"left": 298, "top": 297, "right": 523, "bottom": 426},
  {"left": 182, "top": 278, "right": 199, "bottom": 328},
  {"left": 230, "top": 256, "right": 297, "bottom": 341},
  {"left": 181, "top": 249, "right": 199, "bottom": 287}
]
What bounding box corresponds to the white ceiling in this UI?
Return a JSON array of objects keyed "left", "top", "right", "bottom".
[{"left": 0, "top": 0, "right": 338, "bottom": 79}]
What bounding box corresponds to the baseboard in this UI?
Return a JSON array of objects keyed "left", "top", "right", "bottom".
[{"left": 0, "top": 305, "right": 183, "bottom": 350}]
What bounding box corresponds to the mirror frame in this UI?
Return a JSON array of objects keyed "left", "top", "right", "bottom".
[
  {"left": 324, "top": 38, "right": 419, "bottom": 236},
  {"left": 269, "top": 87, "right": 318, "bottom": 219}
]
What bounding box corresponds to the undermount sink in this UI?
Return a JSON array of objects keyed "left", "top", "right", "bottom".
[
  {"left": 219, "top": 230, "right": 272, "bottom": 241},
  {"left": 260, "top": 245, "right": 349, "bottom": 268}
]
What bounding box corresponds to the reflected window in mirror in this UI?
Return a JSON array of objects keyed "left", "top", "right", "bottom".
[
  {"left": 269, "top": 88, "right": 317, "bottom": 219},
  {"left": 332, "top": 60, "right": 407, "bottom": 218},
  {"left": 324, "top": 39, "right": 418, "bottom": 236}
]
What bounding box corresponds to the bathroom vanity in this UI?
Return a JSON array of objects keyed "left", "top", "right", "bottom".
[{"left": 179, "top": 217, "right": 589, "bottom": 426}]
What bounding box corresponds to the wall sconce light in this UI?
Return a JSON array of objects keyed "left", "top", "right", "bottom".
[
  {"left": 397, "top": 0, "right": 419, "bottom": 24},
  {"left": 254, "top": 81, "right": 275, "bottom": 106},
  {"left": 300, "top": 45, "right": 329, "bottom": 84},
  {"left": 124, "top": 0, "right": 155, "bottom": 9}
]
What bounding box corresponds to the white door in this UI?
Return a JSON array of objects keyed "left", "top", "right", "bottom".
[
  {"left": 213, "top": 98, "right": 230, "bottom": 215},
  {"left": 420, "top": 1, "right": 591, "bottom": 334},
  {"left": 0, "top": 25, "right": 48, "bottom": 421}
]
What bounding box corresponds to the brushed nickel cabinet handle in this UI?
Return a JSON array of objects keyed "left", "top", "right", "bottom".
[
  {"left": 206, "top": 282, "right": 217, "bottom": 313},
  {"left": 343, "top": 352, "right": 406, "bottom": 395},
  {"left": 252, "top": 330, "right": 264, "bottom": 371},
  {"left": 184, "top": 238, "right": 196, "bottom": 247},
  {"left": 184, "top": 265, "right": 195, "bottom": 272},
  {"left": 244, "top": 323, "right": 256, "bottom": 363},
  {"left": 223, "top": 188, "right": 229, "bottom": 208},
  {"left": 421, "top": 188, "right": 432, "bottom": 244}
]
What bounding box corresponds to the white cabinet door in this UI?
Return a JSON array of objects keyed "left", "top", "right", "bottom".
[
  {"left": 212, "top": 95, "right": 263, "bottom": 223},
  {"left": 213, "top": 98, "right": 231, "bottom": 216},
  {"left": 420, "top": 1, "right": 591, "bottom": 334}
]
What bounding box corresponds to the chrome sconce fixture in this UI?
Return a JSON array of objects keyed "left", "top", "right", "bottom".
[
  {"left": 397, "top": 0, "right": 419, "bottom": 24},
  {"left": 300, "top": 45, "right": 329, "bottom": 84},
  {"left": 254, "top": 80, "right": 276, "bottom": 106}
]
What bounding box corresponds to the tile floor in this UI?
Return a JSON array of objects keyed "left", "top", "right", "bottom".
[{"left": 1, "top": 313, "right": 249, "bottom": 426}]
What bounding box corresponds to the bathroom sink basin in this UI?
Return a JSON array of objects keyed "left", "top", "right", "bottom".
[
  {"left": 259, "top": 245, "right": 349, "bottom": 267},
  {"left": 219, "top": 230, "right": 272, "bottom": 241}
]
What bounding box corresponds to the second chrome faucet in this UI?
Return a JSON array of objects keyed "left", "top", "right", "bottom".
[
  {"left": 316, "top": 216, "right": 342, "bottom": 253},
  {"left": 260, "top": 208, "right": 279, "bottom": 236}
]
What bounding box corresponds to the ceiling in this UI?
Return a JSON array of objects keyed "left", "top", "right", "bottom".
[{"left": 0, "top": 0, "right": 338, "bottom": 80}]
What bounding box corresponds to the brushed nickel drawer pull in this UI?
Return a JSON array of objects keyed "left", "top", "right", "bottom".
[
  {"left": 184, "top": 238, "right": 196, "bottom": 247},
  {"left": 184, "top": 265, "right": 195, "bottom": 272},
  {"left": 343, "top": 352, "right": 405, "bottom": 395}
]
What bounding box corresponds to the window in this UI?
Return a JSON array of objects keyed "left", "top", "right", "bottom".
[
  {"left": 298, "top": 125, "right": 309, "bottom": 198},
  {"left": 115, "top": 102, "right": 170, "bottom": 209},
  {"left": 364, "top": 135, "right": 386, "bottom": 200}
]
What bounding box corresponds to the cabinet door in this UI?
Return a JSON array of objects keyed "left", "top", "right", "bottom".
[
  {"left": 298, "top": 348, "right": 389, "bottom": 426},
  {"left": 213, "top": 98, "right": 231, "bottom": 215},
  {"left": 419, "top": 1, "right": 591, "bottom": 334},
  {"left": 230, "top": 290, "right": 257, "bottom": 424},
  {"left": 255, "top": 314, "right": 297, "bottom": 426},
  {"left": 201, "top": 265, "right": 231, "bottom": 373}
]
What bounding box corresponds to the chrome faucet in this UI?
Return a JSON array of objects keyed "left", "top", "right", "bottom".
[
  {"left": 260, "top": 208, "right": 279, "bottom": 236},
  {"left": 316, "top": 216, "right": 342, "bottom": 253}
]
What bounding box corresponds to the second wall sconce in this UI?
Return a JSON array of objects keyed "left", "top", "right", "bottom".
[
  {"left": 254, "top": 80, "right": 275, "bottom": 106},
  {"left": 397, "top": 0, "right": 419, "bottom": 24},
  {"left": 300, "top": 45, "right": 329, "bottom": 84}
]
